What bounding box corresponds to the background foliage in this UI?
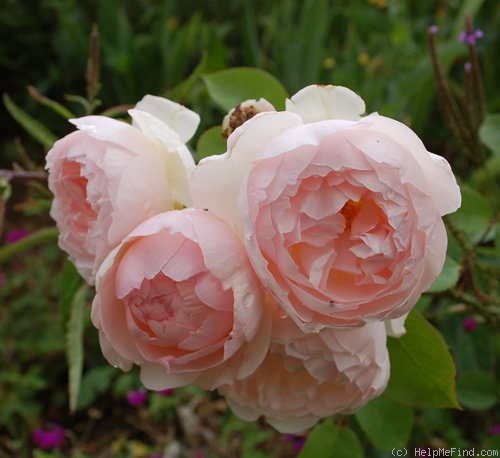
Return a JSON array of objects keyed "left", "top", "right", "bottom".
[{"left": 1, "top": 0, "right": 499, "bottom": 457}]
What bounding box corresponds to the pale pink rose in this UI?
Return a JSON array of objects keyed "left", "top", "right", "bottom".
[
  {"left": 219, "top": 305, "right": 389, "bottom": 433},
  {"left": 91, "top": 208, "right": 271, "bottom": 390},
  {"left": 191, "top": 85, "right": 461, "bottom": 329},
  {"left": 46, "top": 96, "right": 199, "bottom": 284}
]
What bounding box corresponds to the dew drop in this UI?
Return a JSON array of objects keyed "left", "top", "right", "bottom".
[{"left": 278, "top": 309, "right": 288, "bottom": 319}]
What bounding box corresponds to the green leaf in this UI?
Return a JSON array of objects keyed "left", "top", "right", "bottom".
[
  {"left": 202, "top": 67, "right": 288, "bottom": 112},
  {"left": 66, "top": 285, "right": 88, "bottom": 412},
  {"left": 384, "top": 310, "right": 459, "bottom": 409},
  {"left": 483, "top": 436, "right": 500, "bottom": 455},
  {"left": 456, "top": 371, "right": 498, "bottom": 410},
  {"left": 164, "top": 53, "right": 208, "bottom": 102},
  {"left": 427, "top": 256, "right": 462, "bottom": 293},
  {"left": 28, "top": 85, "right": 75, "bottom": 119},
  {"left": 299, "top": 422, "right": 364, "bottom": 458},
  {"left": 355, "top": 396, "right": 414, "bottom": 452},
  {"left": 59, "top": 259, "right": 83, "bottom": 332},
  {"left": 3, "top": 93, "right": 58, "bottom": 149},
  {"left": 196, "top": 126, "right": 227, "bottom": 161},
  {"left": 449, "top": 184, "right": 494, "bottom": 244},
  {"left": 479, "top": 113, "right": 500, "bottom": 156},
  {"left": 78, "top": 365, "right": 117, "bottom": 409}
]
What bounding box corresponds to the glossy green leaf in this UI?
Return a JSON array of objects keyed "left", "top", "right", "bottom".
[
  {"left": 66, "top": 285, "right": 88, "bottom": 412},
  {"left": 202, "top": 67, "right": 288, "bottom": 111},
  {"left": 427, "top": 256, "right": 462, "bottom": 293},
  {"left": 384, "top": 310, "right": 459, "bottom": 409},
  {"left": 3, "top": 93, "right": 58, "bottom": 149},
  {"left": 456, "top": 371, "right": 498, "bottom": 410},
  {"left": 196, "top": 126, "right": 227, "bottom": 161},
  {"left": 479, "top": 113, "right": 500, "bottom": 156},
  {"left": 355, "top": 396, "right": 414, "bottom": 451},
  {"left": 299, "top": 422, "right": 364, "bottom": 458}
]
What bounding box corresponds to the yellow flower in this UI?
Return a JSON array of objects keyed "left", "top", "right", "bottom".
[
  {"left": 368, "top": 0, "right": 387, "bottom": 8},
  {"left": 358, "top": 52, "right": 370, "bottom": 66}
]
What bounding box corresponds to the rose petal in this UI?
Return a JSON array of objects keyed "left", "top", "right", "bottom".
[{"left": 286, "top": 84, "right": 366, "bottom": 123}]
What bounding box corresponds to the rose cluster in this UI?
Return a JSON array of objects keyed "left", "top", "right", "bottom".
[{"left": 46, "top": 85, "right": 461, "bottom": 433}]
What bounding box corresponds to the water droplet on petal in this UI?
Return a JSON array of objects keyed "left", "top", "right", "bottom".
[{"left": 278, "top": 309, "right": 288, "bottom": 319}]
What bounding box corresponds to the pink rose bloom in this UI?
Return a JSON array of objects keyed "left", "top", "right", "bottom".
[
  {"left": 46, "top": 95, "right": 200, "bottom": 284},
  {"left": 218, "top": 304, "right": 389, "bottom": 433},
  {"left": 191, "top": 85, "right": 461, "bottom": 329},
  {"left": 91, "top": 208, "right": 271, "bottom": 390}
]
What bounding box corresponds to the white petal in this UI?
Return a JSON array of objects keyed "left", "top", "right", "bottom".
[
  {"left": 130, "top": 109, "right": 195, "bottom": 206},
  {"left": 140, "top": 362, "right": 198, "bottom": 390},
  {"left": 265, "top": 415, "right": 319, "bottom": 434},
  {"left": 286, "top": 84, "right": 366, "bottom": 123},
  {"left": 384, "top": 313, "right": 409, "bottom": 337},
  {"left": 133, "top": 94, "right": 200, "bottom": 142}
]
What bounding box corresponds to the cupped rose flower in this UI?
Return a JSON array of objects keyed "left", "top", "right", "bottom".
[
  {"left": 91, "top": 208, "right": 271, "bottom": 390},
  {"left": 218, "top": 304, "right": 389, "bottom": 434},
  {"left": 191, "top": 85, "right": 461, "bottom": 329},
  {"left": 46, "top": 96, "right": 199, "bottom": 284}
]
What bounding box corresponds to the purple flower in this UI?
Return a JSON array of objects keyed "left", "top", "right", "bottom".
[
  {"left": 285, "top": 434, "right": 307, "bottom": 452},
  {"left": 5, "top": 229, "right": 29, "bottom": 244},
  {"left": 149, "top": 455, "right": 163, "bottom": 458},
  {"left": 32, "top": 423, "right": 65, "bottom": 450},
  {"left": 155, "top": 388, "right": 175, "bottom": 397},
  {"left": 428, "top": 25, "right": 439, "bottom": 35},
  {"left": 459, "top": 29, "right": 484, "bottom": 46},
  {"left": 490, "top": 424, "right": 500, "bottom": 435},
  {"left": 126, "top": 389, "right": 148, "bottom": 407},
  {"left": 462, "top": 316, "right": 477, "bottom": 332},
  {"left": 194, "top": 450, "right": 206, "bottom": 458}
]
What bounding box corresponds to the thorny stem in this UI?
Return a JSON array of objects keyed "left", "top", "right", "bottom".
[
  {"left": 0, "top": 169, "right": 47, "bottom": 181},
  {"left": 464, "top": 15, "right": 485, "bottom": 124},
  {"left": 86, "top": 24, "right": 101, "bottom": 105},
  {"left": 444, "top": 216, "right": 499, "bottom": 321},
  {"left": 428, "top": 28, "right": 473, "bottom": 158},
  {"left": 448, "top": 288, "right": 500, "bottom": 319},
  {"left": 462, "top": 63, "right": 479, "bottom": 151}
]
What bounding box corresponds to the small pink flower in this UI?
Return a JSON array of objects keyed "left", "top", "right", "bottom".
[
  {"left": 126, "top": 390, "right": 148, "bottom": 407},
  {"left": 285, "top": 434, "right": 307, "bottom": 452},
  {"left": 462, "top": 317, "right": 477, "bottom": 331},
  {"left": 428, "top": 25, "right": 439, "bottom": 35},
  {"left": 32, "top": 423, "right": 65, "bottom": 450},
  {"left": 459, "top": 29, "right": 484, "bottom": 46},
  {"left": 156, "top": 388, "right": 175, "bottom": 397},
  {"left": 5, "top": 229, "right": 29, "bottom": 244},
  {"left": 489, "top": 424, "right": 500, "bottom": 435}
]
